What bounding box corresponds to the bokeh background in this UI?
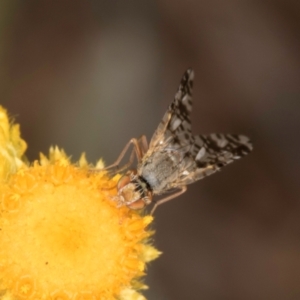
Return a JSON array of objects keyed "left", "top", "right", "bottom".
[{"left": 1, "top": 1, "right": 300, "bottom": 299}]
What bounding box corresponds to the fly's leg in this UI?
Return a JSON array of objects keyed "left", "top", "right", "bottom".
[
  {"left": 105, "top": 135, "right": 148, "bottom": 174},
  {"left": 150, "top": 186, "right": 187, "bottom": 215},
  {"left": 138, "top": 134, "right": 148, "bottom": 158},
  {"left": 91, "top": 135, "right": 148, "bottom": 176}
]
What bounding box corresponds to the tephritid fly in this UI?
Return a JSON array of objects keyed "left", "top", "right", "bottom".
[{"left": 101, "top": 69, "right": 253, "bottom": 214}]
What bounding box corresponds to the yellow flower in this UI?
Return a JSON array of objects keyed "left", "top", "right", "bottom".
[
  {"left": 0, "top": 106, "right": 27, "bottom": 181},
  {"left": 0, "top": 106, "right": 160, "bottom": 300}
]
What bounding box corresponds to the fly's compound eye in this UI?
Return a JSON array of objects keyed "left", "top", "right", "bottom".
[
  {"left": 117, "top": 175, "right": 131, "bottom": 190},
  {"left": 126, "top": 199, "right": 146, "bottom": 210},
  {"left": 126, "top": 190, "right": 153, "bottom": 210}
]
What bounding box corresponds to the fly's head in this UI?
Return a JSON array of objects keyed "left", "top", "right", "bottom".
[{"left": 117, "top": 170, "right": 153, "bottom": 210}]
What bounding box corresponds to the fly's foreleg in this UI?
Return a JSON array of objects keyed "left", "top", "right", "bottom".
[{"left": 150, "top": 186, "right": 187, "bottom": 215}]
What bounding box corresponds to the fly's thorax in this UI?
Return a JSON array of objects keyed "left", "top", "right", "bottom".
[
  {"left": 139, "top": 150, "right": 181, "bottom": 194},
  {"left": 117, "top": 170, "right": 152, "bottom": 210}
]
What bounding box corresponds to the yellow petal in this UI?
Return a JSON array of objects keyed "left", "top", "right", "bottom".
[{"left": 0, "top": 106, "right": 27, "bottom": 180}]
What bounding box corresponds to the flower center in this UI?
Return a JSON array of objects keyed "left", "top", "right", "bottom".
[{"left": 0, "top": 165, "right": 146, "bottom": 299}]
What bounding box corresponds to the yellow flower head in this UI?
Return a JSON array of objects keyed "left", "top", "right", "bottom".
[
  {"left": 0, "top": 106, "right": 160, "bottom": 300},
  {"left": 0, "top": 107, "right": 27, "bottom": 181}
]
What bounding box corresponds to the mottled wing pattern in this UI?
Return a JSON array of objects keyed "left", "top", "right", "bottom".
[
  {"left": 172, "top": 133, "right": 253, "bottom": 187},
  {"left": 146, "top": 68, "right": 253, "bottom": 189},
  {"left": 148, "top": 69, "right": 194, "bottom": 154}
]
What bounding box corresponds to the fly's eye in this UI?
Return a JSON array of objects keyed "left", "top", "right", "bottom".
[
  {"left": 127, "top": 199, "right": 146, "bottom": 210},
  {"left": 117, "top": 175, "right": 131, "bottom": 190}
]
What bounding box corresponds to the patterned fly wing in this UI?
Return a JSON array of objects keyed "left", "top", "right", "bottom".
[
  {"left": 147, "top": 69, "right": 194, "bottom": 155},
  {"left": 172, "top": 133, "right": 253, "bottom": 187}
]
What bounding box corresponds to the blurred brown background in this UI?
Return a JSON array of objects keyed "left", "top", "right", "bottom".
[{"left": 1, "top": 1, "right": 300, "bottom": 299}]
